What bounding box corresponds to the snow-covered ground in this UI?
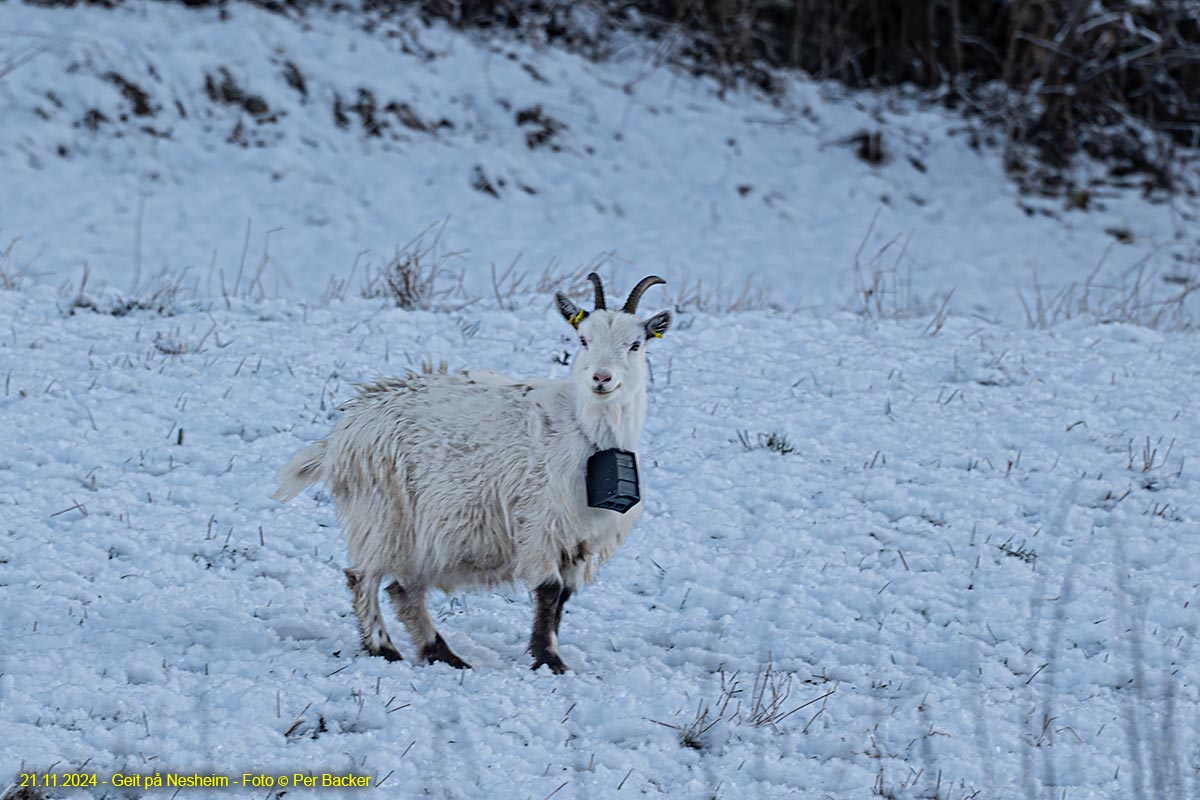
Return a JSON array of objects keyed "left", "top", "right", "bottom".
[
  {"left": 1, "top": 283, "right": 1197, "bottom": 799},
  {"left": 2, "top": 2, "right": 1200, "bottom": 799},
  {"left": 2, "top": 1, "right": 1198, "bottom": 320}
]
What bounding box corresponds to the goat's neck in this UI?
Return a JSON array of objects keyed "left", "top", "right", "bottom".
[{"left": 573, "top": 385, "right": 646, "bottom": 453}]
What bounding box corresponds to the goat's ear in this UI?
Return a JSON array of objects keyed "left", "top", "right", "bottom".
[
  {"left": 644, "top": 310, "right": 672, "bottom": 340},
  {"left": 556, "top": 292, "right": 588, "bottom": 329}
]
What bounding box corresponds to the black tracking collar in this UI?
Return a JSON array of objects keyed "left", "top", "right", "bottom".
[{"left": 586, "top": 449, "right": 641, "bottom": 513}]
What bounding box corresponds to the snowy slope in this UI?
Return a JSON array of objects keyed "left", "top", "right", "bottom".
[
  {"left": 2, "top": 1, "right": 1198, "bottom": 321},
  {"left": 1, "top": 283, "right": 1197, "bottom": 800},
  {"left": 4, "top": 3, "right": 1200, "bottom": 798}
]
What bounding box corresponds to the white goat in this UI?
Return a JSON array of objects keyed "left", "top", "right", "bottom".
[{"left": 273, "top": 274, "right": 672, "bottom": 672}]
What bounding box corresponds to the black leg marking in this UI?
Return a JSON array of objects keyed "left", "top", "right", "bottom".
[
  {"left": 377, "top": 643, "right": 404, "bottom": 662},
  {"left": 530, "top": 581, "right": 568, "bottom": 674},
  {"left": 421, "top": 633, "right": 472, "bottom": 669}
]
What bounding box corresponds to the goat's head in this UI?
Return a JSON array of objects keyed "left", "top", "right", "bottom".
[{"left": 555, "top": 273, "right": 672, "bottom": 401}]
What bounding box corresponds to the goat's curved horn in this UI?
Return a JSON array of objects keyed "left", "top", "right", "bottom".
[
  {"left": 622, "top": 275, "right": 666, "bottom": 314},
  {"left": 587, "top": 272, "right": 607, "bottom": 311}
]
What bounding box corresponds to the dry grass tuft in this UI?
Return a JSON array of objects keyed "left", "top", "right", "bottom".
[
  {"left": 62, "top": 264, "right": 192, "bottom": 317},
  {"left": 2, "top": 777, "right": 49, "bottom": 800},
  {"left": 651, "top": 659, "right": 835, "bottom": 750},
  {"left": 651, "top": 699, "right": 727, "bottom": 750},
  {"left": 736, "top": 430, "right": 795, "bottom": 455},
  {"left": 0, "top": 238, "right": 35, "bottom": 290},
  {"left": 362, "top": 221, "right": 467, "bottom": 310},
  {"left": 1019, "top": 247, "right": 1199, "bottom": 331},
  {"left": 489, "top": 251, "right": 620, "bottom": 312},
  {"left": 850, "top": 212, "right": 954, "bottom": 333},
  {"left": 667, "top": 274, "right": 774, "bottom": 313}
]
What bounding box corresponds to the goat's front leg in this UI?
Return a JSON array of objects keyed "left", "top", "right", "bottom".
[{"left": 530, "top": 580, "right": 569, "bottom": 674}]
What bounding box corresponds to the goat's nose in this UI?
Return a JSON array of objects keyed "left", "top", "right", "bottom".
[{"left": 593, "top": 370, "right": 613, "bottom": 384}]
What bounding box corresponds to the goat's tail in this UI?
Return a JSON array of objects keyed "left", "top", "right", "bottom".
[{"left": 273, "top": 441, "right": 327, "bottom": 502}]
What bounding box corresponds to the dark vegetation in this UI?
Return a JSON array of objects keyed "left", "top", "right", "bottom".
[
  {"left": 18, "top": 0, "right": 1200, "bottom": 190},
  {"left": 408, "top": 0, "right": 1200, "bottom": 191},
  {"left": 205, "top": 67, "right": 271, "bottom": 118}
]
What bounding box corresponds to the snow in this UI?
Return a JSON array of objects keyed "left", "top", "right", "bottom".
[
  {"left": 1, "top": 2, "right": 1197, "bottom": 320},
  {"left": 2, "top": 285, "right": 1197, "bottom": 799},
  {"left": 2, "top": 2, "right": 1200, "bottom": 799}
]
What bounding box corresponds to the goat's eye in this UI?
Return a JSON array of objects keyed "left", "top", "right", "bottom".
[
  {"left": 629, "top": 341, "right": 640, "bottom": 352},
  {"left": 579, "top": 337, "right": 588, "bottom": 348}
]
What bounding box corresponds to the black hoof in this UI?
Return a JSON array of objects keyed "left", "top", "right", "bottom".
[
  {"left": 531, "top": 653, "right": 569, "bottom": 674},
  {"left": 376, "top": 644, "right": 404, "bottom": 662},
  {"left": 422, "top": 634, "right": 471, "bottom": 669}
]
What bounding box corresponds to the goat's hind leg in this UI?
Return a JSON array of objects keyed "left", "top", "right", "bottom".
[
  {"left": 344, "top": 568, "right": 403, "bottom": 662},
  {"left": 386, "top": 582, "right": 471, "bottom": 669}
]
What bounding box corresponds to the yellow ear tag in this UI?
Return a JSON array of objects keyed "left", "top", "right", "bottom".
[
  {"left": 570, "top": 309, "right": 585, "bottom": 328},
  {"left": 653, "top": 331, "right": 664, "bottom": 339}
]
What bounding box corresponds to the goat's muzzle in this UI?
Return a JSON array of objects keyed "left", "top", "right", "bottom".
[{"left": 591, "top": 370, "right": 619, "bottom": 396}]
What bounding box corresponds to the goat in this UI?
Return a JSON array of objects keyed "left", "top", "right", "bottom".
[{"left": 273, "top": 274, "right": 672, "bottom": 673}]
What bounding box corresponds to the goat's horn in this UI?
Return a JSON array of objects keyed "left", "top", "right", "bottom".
[
  {"left": 622, "top": 275, "right": 665, "bottom": 314},
  {"left": 587, "top": 272, "right": 607, "bottom": 311}
]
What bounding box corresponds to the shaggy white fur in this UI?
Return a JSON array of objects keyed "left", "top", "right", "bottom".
[{"left": 274, "top": 275, "right": 671, "bottom": 672}]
